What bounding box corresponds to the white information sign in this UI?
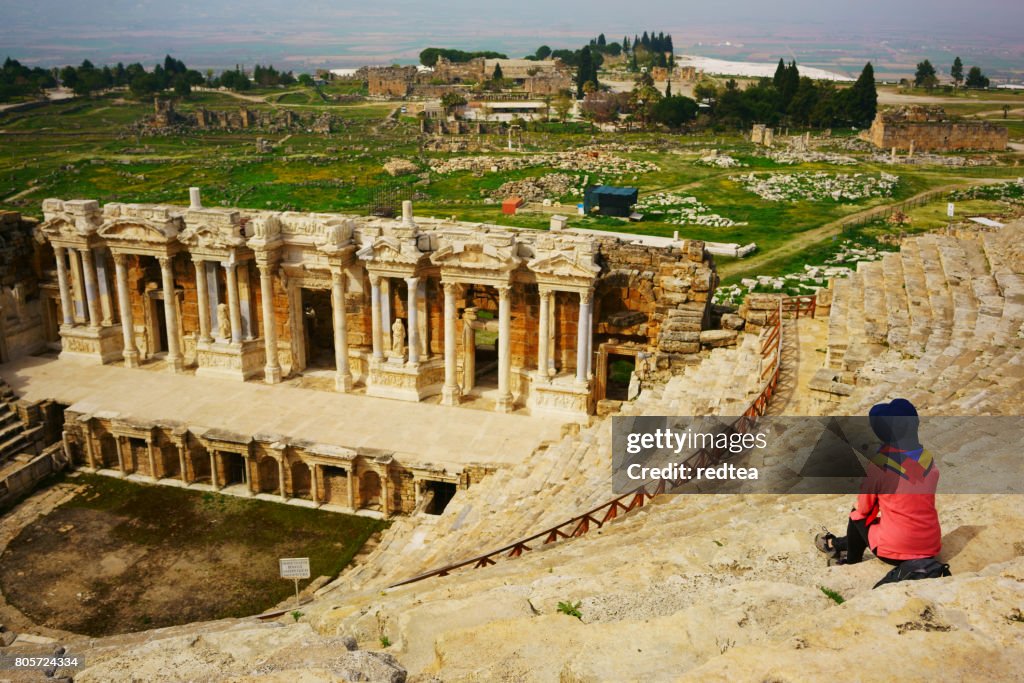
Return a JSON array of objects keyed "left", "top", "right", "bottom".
[
  {"left": 279, "top": 557, "right": 311, "bottom": 579},
  {"left": 947, "top": 202, "right": 955, "bottom": 218}
]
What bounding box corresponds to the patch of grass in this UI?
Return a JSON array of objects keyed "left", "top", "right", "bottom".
[
  {"left": 380, "top": 635, "right": 391, "bottom": 648},
  {"left": 557, "top": 600, "right": 583, "bottom": 620},
  {"left": 819, "top": 586, "right": 846, "bottom": 605},
  {"left": 2, "top": 473, "right": 387, "bottom": 635}
]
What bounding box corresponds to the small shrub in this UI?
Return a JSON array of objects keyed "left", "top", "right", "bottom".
[
  {"left": 819, "top": 586, "right": 845, "bottom": 605},
  {"left": 557, "top": 600, "right": 583, "bottom": 620},
  {"left": 291, "top": 610, "right": 304, "bottom": 622},
  {"left": 380, "top": 635, "right": 391, "bottom": 648}
]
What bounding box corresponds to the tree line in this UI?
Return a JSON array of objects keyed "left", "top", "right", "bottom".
[
  {"left": 695, "top": 60, "right": 878, "bottom": 129},
  {"left": 419, "top": 48, "right": 508, "bottom": 68},
  {"left": 0, "top": 54, "right": 305, "bottom": 101},
  {"left": 913, "top": 57, "right": 991, "bottom": 90}
]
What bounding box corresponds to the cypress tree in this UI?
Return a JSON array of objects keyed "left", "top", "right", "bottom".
[
  {"left": 576, "top": 46, "right": 593, "bottom": 98},
  {"left": 846, "top": 61, "right": 877, "bottom": 127},
  {"left": 623, "top": 36, "right": 630, "bottom": 53},
  {"left": 773, "top": 58, "right": 786, "bottom": 90}
]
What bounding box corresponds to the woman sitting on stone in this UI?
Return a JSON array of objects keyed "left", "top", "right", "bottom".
[{"left": 815, "top": 398, "right": 941, "bottom": 566}]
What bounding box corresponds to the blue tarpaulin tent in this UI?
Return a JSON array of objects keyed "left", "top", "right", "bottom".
[{"left": 583, "top": 185, "right": 639, "bottom": 217}]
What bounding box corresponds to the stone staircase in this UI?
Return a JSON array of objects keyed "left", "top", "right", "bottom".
[
  {"left": 0, "top": 378, "right": 36, "bottom": 462},
  {"left": 820, "top": 223, "right": 1024, "bottom": 415}
]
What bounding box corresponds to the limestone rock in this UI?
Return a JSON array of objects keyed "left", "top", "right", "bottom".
[
  {"left": 721, "top": 313, "right": 745, "bottom": 331},
  {"left": 700, "top": 329, "right": 739, "bottom": 348}
]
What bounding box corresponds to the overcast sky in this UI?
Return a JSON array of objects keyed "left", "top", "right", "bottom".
[{"left": 1, "top": 0, "right": 1022, "bottom": 73}]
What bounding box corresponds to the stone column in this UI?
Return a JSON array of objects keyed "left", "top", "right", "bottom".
[
  {"left": 193, "top": 258, "right": 212, "bottom": 343},
  {"left": 496, "top": 284, "right": 513, "bottom": 412},
  {"left": 441, "top": 282, "right": 460, "bottom": 406},
  {"left": 331, "top": 266, "right": 352, "bottom": 391},
  {"left": 210, "top": 450, "right": 219, "bottom": 489},
  {"left": 311, "top": 464, "right": 321, "bottom": 504},
  {"left": 224, "top": 261, "right": 243, "bottom": 344},
  {"left": 68, "top": 248, "right": 86, "bottom": 322},
  {"left": 114, "top": 254, "right": 140, "bottom": 368},
  {"left": 259, "top": 263, "right": 283, "bottom": 384},
  {"left": 586, "top": 301, "right": 594, "bottom": 378},
  {"left": 146, "top": 437, "right": 157, "bottom": 480},
  {"left": 54, "top": 247, "right": 75, "bottom": 326},
  {"left": 370, "top": 274, "right": 384, "bottom": 361},
  {"left": 178, "top": 443, "right": 188, "bottom": 484},
  {"left": 381, "top": 473, "right": 391, "bottom": 519},
  {"left": 116, "top": 436, "right": 128, "bottom": 477},
  {"left": 94, "top": 248, "right": 114, "bottom": 326},
  {"left": 346, "top": 468, "right": 355, "bottom": 510},
  {"left": 537, "top": 288, "right": 551, "bottom": 380},
  {"left": 380, "top": 279, "right": 392, "bottom": 352},
  {"left": 278, "top": 458, "right": 286, "bottom": 500},
  {"left": 576, "top": 289, "right": 592, "bottom": 384},
  {"left": 205, "top": 261, "right": 221, "bottom": 336},
  {"left": 405, "top": 276, "right": 420, "bottom": 365},
  {"left": 462, "top": 310, "right": 476, "bottom": 393},
  {"left": 158, "top": 255, "right": 184, "bottom": 372},
  {"left": 79, "top": 247, "right": 102, "bottom": 328}
]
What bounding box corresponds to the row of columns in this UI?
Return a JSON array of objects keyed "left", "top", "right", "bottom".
[
  {"left": 81, "top": 428, "right": 391, "bottom": 516},
  {"left": 53, "top": 245, "right": 114, "bottom": 329},
  {"left": 368, "top": 274, "right": 423, "bottom": 366},
  {"left": 438, "top": 283, "right": 593, "bottom": 409}
]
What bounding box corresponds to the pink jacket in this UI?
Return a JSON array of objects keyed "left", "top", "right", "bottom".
[{"left": 850, "top": 460, "right": 942, "bottom": 560}]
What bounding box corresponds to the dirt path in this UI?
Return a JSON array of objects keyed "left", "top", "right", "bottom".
[{"left": 717, "top": 180, "right": 994, "bottom": 281}]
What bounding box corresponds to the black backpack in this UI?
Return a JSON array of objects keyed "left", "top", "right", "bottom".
[{"left": 873, "top": 558, "right": 951, "bottom": 589}]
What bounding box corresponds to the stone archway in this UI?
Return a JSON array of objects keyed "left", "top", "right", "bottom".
[
  {"left": 258, "top": 457, "right": 280, "bottom": 494},
  {"left": 359, "top": 470, "right": 382, "bottom": 509},
  {"left": 290, "top": 461, "right": 312, "bottom": 499},
  {"left": 99, "top": 434, "right": 119, "bottom": 469}
]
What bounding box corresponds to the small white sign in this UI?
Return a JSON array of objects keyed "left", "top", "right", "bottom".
[
  {"left": 279, "top": 557, "right": 311, "bottom": 579},
  {"left": 947, "top": 202, "right": 955, "bottom": 218}
]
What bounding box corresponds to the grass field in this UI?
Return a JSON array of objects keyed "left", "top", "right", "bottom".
[
  {"left": 0, "top": 474, "right": 386, "bottom": 636},
  {"left": 2, "top": 86, "right": 1022, "bottom": 285}
]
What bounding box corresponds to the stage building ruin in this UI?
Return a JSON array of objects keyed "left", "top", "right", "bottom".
[{"left": 34, "top": 193, "right": 718, "bottom": 423}]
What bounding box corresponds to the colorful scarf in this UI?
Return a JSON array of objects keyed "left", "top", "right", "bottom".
[{"left": 870, "top": 444, "right": 934, "bottom": 482}]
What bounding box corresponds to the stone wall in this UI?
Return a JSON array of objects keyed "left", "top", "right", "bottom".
[{"left": 862, "top": 107, "right": 1008, "bottom": 152}]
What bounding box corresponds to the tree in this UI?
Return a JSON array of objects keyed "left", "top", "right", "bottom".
[
  {"left": 787, "top": 77, "right": 819, "bottom": 126},
  {"left": 535, "top": 45, "right": 551, "bottom": 60},
  {"left": 845, "top": 61, "right": 877, "bottom": 127},
  {"left": 650, "top": 96, "right": 698, "bottom": 129},
  {"left": 773, "top": 58, "right": 786, "bottom": 90},
  {"left": 623, "top": 36, "right": 630, "bottom": 53},
  {"left": 781, "top": 60, "right": 800, "bottom": 109},
  {"left": 965, "top": 65, "right": 990, "bottom": 89},
  {"left": 665, "top": 79, "right": 672, "bottom": 97},
  {"left": 597, "top": 33, "right": 606, "bottom": 47},
  {"left": 914, "top": 60, "right": 938, "bottom": 89},
  {"left": 298, "top": 73, "right": 314, "bottom": 87},
  {"left": 492, "top": 62, "right": 503, "bottom": 81},
  {"left": 693, "top": 79, "right": 717, "bottom": 103},
  {"left": 951, "top": 56, "right": 964, "bottom": 88},
  {"left": 440, "top": 91, "right": 467, "bottom": 114},
  {"left": 576, "top": 46, "right": 595, "bottom": 98},
  {"left": 173, "top": 77, "right": 191, "bottom": 98},
  {"left": 554, "top": 95, "right": 572, "bottom": 122}
]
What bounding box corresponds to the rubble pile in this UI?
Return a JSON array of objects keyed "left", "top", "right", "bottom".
[
  {"left": 489, "top": 173, "right": 582, "bottom": 202},
  {"left": 635, "top": 192, "right": 746, "bottom": 227},
  {"left": 429, "top": 151, "right": 659, "bottom": 176},
  {"left": 737, "top": 171, "right": 900, "bottom": 202}
]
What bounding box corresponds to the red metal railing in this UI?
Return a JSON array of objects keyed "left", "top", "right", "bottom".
[{"left": 389, "top": 296, "right": 802, "bottom": 588}]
